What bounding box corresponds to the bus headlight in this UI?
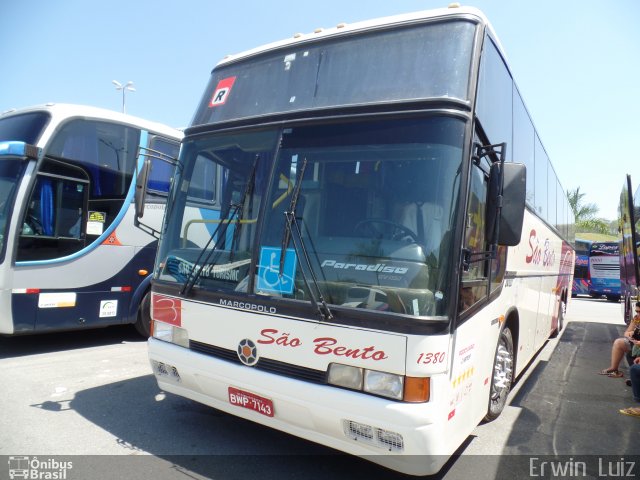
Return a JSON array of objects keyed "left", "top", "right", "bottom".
[
  {"left": 328, "top": 363, "right": 410, "bottom": 401},
  {"left": 152, "top": 320, "right": 189, "bottom": 348},
  {"left": 327, "top": 363, "right": 431, "bottom": 403},
  {"left": 364, "top": 369, "right": 404, "bottom": 400},
  {"left": 327, "top": 364, "right": 363, "bottom": 390}
]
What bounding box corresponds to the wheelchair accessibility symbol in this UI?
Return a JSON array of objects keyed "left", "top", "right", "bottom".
[{"left": 257, "top": 247, "right": 297, "bottom": 295}]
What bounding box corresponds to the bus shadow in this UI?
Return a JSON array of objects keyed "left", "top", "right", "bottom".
[
  {"left": 37, "top": 321, "right": 635, "bottom": 479},
  {"left": 0, "top": 325, "right": 144, "bottom": 359},
  {"left": 66, "top": 365, "right": 597, "bottom": 480},
  {"left": 65, "top": 374, "right": 419, "bottom": 479}
]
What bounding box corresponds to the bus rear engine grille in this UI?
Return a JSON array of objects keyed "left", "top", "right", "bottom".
[{"left": 189, "top": 340, "right": 327, "bottom": 384}]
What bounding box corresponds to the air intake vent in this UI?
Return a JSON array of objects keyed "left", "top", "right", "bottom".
[
  {"left": 346, "top": 420, "right": 374, "bottom": 442},
  {"left": 342, "top": 420, "right": 404, "bottom": 452}
]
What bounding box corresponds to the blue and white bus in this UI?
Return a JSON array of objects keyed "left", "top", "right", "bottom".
[
  {"left": 0, "top": 103, "right": 181, "bottom": 335},
  {"left": 589, "top": 241, "right": 620, "bottom": 302}
]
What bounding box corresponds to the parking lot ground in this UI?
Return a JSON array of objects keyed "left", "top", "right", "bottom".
[{"left": 1, "top": 298, "right": 639, "bottom": 480}]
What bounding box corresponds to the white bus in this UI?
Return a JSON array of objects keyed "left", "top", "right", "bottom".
[
  {"left": 0, "top": 103, "right": 181, "bottom": 336},
  {"left": 145, "top": 6, "right": 575, "bottom": 475}
]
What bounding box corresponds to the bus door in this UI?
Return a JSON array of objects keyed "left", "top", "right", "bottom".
[{"left": 15, "top": 157, "right": 95, "bottom": 330}]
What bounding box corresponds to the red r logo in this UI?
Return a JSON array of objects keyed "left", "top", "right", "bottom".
[{"left": 209, "top": 76, "right": 237, "bottom": 107}]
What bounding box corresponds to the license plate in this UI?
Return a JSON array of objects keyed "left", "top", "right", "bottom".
[{"left": 228, "top": 387, "right": 274, "bottom": 417}]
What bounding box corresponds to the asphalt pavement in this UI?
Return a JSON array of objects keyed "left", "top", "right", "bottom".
[
  {"left": 448, "top": 296, "right": 639, "bottom": 479},
  {"left": 0, "top": 296, "right": 638, "bottom": 480}
]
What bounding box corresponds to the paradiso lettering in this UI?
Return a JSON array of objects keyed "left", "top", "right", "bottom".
[
  {"left": 257, "top": 328, "right": 389, "bottom": 361},
  {"left": 526, "top": 229, "right": 556, "bottom": 267},
  {"left": 321, "top": 259, "right": 408, "bottom": 275}
]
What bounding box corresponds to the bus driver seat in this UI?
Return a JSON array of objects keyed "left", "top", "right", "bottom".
[
  {"left": 393, "top": 201, "right": 443, "bottom": 256},
  {"left": 387, "top": 162, "right": 443, "bottom": 258}
]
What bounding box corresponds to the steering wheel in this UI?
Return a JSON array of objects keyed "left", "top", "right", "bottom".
[
  {"left": 26, "top": 214, "right": 44, "bottom": 235},
  {"left": 354, "top": 218, "right": 419, "bottom": 243}
]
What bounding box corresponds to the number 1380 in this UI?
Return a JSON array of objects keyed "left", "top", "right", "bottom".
[{"left": 416, "top": 352, "right": 446, "bottom": 364}]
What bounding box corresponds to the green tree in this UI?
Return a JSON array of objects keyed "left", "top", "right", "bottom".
[{"left": 567, "top": 187, "right": 610, "bottom": 234}]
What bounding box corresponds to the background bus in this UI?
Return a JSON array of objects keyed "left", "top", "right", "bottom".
[
  {"left": 0, "top": 103, "right": 181, "bottom": 336},
  {"left": 588, "top": 241, "right": 620, "bottom": 302},
  {"left": 146, "top": 6, "right": 575, "bottom": 476},
  {"left": 572, "top": 238, "right": 591, "bottom": 296},
  {"left": 619, "top": 174, "right": 639, "bottom": 323}
]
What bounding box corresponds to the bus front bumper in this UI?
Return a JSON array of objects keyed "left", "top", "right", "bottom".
[{"left": 147, "top": 337, "right": 451, "bottom": 476}]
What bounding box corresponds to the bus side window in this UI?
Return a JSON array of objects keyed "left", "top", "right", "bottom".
[{"left": 17, "top": 161, "right": 89, "bottom": 261}]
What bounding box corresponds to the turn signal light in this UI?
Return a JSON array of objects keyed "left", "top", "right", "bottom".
[{"left": 403, "top": 377, "right": 430, "bottom": 403}]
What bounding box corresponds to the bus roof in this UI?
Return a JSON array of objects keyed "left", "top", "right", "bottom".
[
  {"left": 214, "top": 5, "right": 503, "bottom": 70},
  {"left": 0, "top": 103, "right": 182, "bottom": 141}
]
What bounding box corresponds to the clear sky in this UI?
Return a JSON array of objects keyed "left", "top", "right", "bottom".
[{"left": 1, "top": 0, "right": 638, "bottom": 221}]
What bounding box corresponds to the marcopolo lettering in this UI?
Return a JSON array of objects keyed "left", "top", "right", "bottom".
[
  {"left": 321, "top": 259, "right": 408, "bottom": 275},
  {"left": 219, "top": 299, "right": 277, "bottom": 314}
]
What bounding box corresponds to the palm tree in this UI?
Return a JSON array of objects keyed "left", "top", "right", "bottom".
[
  {"left": 567, "top": 187, "right": 598, "bottom": 222},
  {"left": 567, "top": 187, "right": 610, "bottom": 234}
]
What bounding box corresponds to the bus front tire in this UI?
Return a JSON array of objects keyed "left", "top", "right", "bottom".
[
  {"left": 484, "top": 326, "right": 514, "bottom": 422},
  {"left": 134, "top": 292, "right": 151, "bottom": 337}
]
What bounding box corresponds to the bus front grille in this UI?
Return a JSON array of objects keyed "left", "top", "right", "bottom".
[{"left": 189, "top": 340, "right": 327, "bottom": 384}]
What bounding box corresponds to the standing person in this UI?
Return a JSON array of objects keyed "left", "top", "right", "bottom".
[{"left": 599, "top": 301, "right": 640, "bottom": 377}]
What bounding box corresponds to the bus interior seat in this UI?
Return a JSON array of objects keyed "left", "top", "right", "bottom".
[
  {"left": 385, "top": 161, "right": 443, "bottom": 257},
  {"left": 393, "top": 202, "right": 443, "bottom": 256}
]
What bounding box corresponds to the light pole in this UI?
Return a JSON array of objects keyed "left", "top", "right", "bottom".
[{"left": 112, "top": 80, "right": 136, "bottom": 114}]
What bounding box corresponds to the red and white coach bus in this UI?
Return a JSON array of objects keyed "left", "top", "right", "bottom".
[{"left": 142, "top": 5, "right": 575, "bottom": 475}]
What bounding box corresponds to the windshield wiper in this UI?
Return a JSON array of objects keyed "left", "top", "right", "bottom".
[
  {"left": 180, "top": 156, "right": 259, "bottom": 296},
  {"left": 179, "top": 204, "right": 237, "bottom": 296},
  {"left": 230, "top": 154, "right": 259, "bottom": 261},
  {"left": 280, "top": 158, "right": 333, "bottom": 321}
]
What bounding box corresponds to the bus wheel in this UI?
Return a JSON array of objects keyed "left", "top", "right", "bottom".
[
  {"left": 484, "top": 326, "right": 513, "bottom": 422},
  {"left": 134, "top": 291, "right": 151, "bottom": 337},
  {"left": 550, "top": 300, "right": 565, "bottom": 338},
  {"left": 624, "top": 296, "right": 632, "bottom": 325}
]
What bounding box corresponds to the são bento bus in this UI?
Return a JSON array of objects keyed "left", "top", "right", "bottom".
[
  {"left": 143, "top": 6, "right": 575, "bottom": 475},
  {"left": 619, "top": 174, "right": 640, "bottom": 324},
  {"left": 0, "top": 103, "right": 181, "bottom": 336}
]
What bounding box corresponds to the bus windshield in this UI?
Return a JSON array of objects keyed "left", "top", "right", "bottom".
[
  {"left": 156, "top": 115, "right": 464, "bottom": 318},
  {"left": 0, "top": 112, "right": 50, "bottom": 144},
  {"left": 0, "top": 112, "right": 51, "bottom": 258},
  {"left": 0, "top": 158, "right": 28, "bottom": 258}
]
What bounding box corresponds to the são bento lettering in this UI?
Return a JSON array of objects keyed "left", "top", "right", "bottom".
[{"left": 257, "top": 328, "right": 388, "bottom": 361}]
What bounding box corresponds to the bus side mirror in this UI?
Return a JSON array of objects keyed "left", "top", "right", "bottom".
[
  {"left": 492, "top": 162, "right": 526, "bottom": 247},
  {"left": 134, "top": 157, "right": 151, "bottom": 220}
]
